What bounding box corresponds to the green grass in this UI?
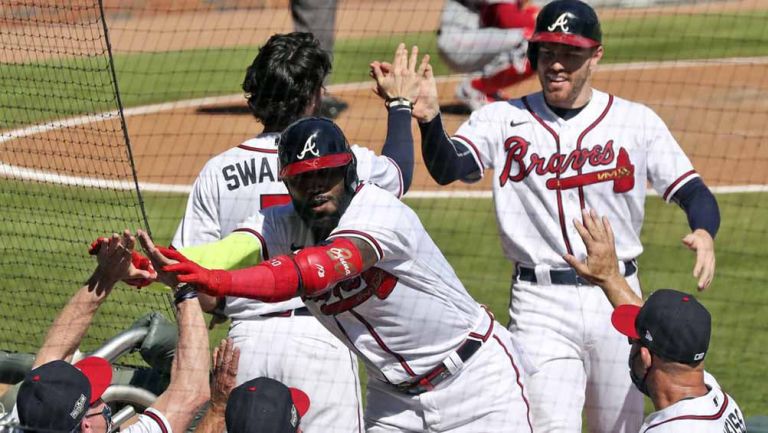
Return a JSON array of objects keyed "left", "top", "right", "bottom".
[
  {"left": 1, "top": 5, "right": 767, "bottom": 419},
  {"left": 3, "top": 11, "right": 768, "bottom": 129},
  {"left": 408, "top": 193, "right": 768, "bottom": 416},
  {"left": 602, "top": 11, "right": 768, "bottom": 63},
  {"left": 1, "top": 177, "right": 765, "bottom": 414}
]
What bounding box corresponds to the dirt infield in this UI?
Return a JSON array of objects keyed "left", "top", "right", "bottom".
[
  {"left": 1, "top": 0, "right": 767, "bottom": 190},
  {"left": 2, "top": 61, "right": 767, "bottom": 191}
]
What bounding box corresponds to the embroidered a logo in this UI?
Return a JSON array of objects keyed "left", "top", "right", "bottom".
[
  {"left": 297, "top": 132, "right": 320, "bottom": 159},
  {"left": 547, "top": 13, "right": 571, "bottom": 32}
]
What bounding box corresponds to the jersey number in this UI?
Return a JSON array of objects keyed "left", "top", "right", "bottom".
[
  {"left": 318, "top": 267, "right": 398, "bottom": 315},
  {"left": 260, "top": 194, "right": 291, "bottom": 209}
]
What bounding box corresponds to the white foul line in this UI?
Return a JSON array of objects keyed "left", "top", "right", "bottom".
[{"left": 1, "top": 56, "right": 767, "bottom": 196}]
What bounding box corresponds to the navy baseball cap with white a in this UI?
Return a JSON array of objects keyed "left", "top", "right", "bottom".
[
  {"left": 225, "top": 377, "right": 310, "bottom": 433},
  {"left": 611, "top": 289, "right": 712, "bottom": 364},
  {"left": 17, "top": 357, "right": 112, "bottom": 433}
]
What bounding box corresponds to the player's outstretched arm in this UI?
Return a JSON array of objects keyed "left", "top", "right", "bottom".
[
  {"left": 671, "top": 178, "right": 719, "bottom": 290},
  {"left": 34, "top": 232, "right": 155, "bottom": 367},
  {"left": 564, "top": 209, "right": 643, "bottom": 308},
  {"left": 161, "top": 236, "right": 379, "bottom": 301},
  {"left": 149, "top": 282, "right": 211, "bottom": 433},
  {"left": 195, "top": 338, "right": 240, "bottom": 433}
]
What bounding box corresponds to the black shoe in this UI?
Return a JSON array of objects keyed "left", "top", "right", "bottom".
[{"left": 319, "top": 95, "right": 349, "bottom": 119}]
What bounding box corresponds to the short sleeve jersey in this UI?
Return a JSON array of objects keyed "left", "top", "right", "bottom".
[
  {"left": 234, "top": 184, "right": 485, "bottom": 385},
  {"left": 639, "top": 372, "right": 746, "bottom": 433},
  {"left": 453, "top": 90, "right": 697, "bottom": 266},
  {"left": 171, "top": 134, "right": 403, "bottom": 316}
]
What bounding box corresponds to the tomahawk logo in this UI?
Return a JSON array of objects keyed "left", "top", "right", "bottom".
[
  {"left": 547, "top": 13, "right": 571, "bottom": 32},
  {"left": 297, "top": 131, "right": 320, "bottom": 159}
]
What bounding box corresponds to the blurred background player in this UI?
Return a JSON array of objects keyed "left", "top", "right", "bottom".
[
  {"left": 566, "top": 210, "right": 746, "bottom": 433},
  {"left": 172, "top": 36, "right": 422, "bottom": 433},
  {"left": 437, "top": 0, "right": 539, "bottom": 111},
  {"left": 290, "top": 0, "right": 347, "bottom": 118},
  {"left": 9, "top": 232, "right": 209, "bottom": 433}
]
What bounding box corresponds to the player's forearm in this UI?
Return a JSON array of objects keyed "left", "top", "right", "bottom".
[
  {"left": 382, "top": 105, "right": 415, "bottom": 193},
  {"left": 600, "top": 275, "right": 643, "bottom": 308},
  {"left": 419, "top": 114, "right": 481, "bottom": 185},
  {"left": 169, "top": 237, "right": 371, "bottom": 301},
  {"left": 34, "top": 269, "right": 114, "bottom": 367},
  {"left": 152, "top": 297, "right": 211, "bottom": 433},
  {"left": 672, "top": 178, "right": 720, "bottom": 238},
  {"left": 176, "top": 232, "right": 263, "bottom": 312}
]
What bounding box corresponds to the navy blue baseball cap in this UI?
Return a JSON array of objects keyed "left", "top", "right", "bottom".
[
  {"left": 17, "top": 357, "right": 112, "bottom": 433},
  {"left": 612, "top": 289, "right": 711, "bottom": 364},
  {"left": 278, "top": 117, "right": 353, "bottom": 178},
  {"left": 225, "top": 377, "right": 310, "bottom": 433}
]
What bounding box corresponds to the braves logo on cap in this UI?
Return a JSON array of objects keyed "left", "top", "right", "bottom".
[
  {"left": 297, "top": 132, "right": 320, "bottom": 160},
  {"left": 547, "top": 13, "right": 573, "bottom": 32}
]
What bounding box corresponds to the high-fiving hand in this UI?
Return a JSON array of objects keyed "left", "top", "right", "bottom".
[{"left": 370, "top": 43, "right": 438, "bottom": 122}]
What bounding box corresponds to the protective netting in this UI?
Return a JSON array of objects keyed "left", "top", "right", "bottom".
[
  {"left": 0, "top": 0, "right": 767, "bottom": 429},
  {"left": 0, "top": 0, "right": 163, "bottom": 358}
]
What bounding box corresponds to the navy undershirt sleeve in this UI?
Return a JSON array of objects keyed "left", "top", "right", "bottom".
[
  {"left": 381, "top": 106, "right": 415, "bottom": 193},
  {"left": 418, "top": 114, "right": 482, "bottom": 185},
  {"left": 671, "top": 177, "right": 721, "bottom": 238}
]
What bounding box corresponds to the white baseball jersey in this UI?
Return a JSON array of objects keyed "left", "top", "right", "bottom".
[
  {"left": 453, "top": 89, "right": 697, "bottom": 266},
  {"left": 123, "top": 408, "right": 173, "bottom": 433},
  {"left": 235, "top": 183, "right": 487, "bottom": 385},
  {"left": 640, "top": 372, "right": 746, "bottom": 433},
  {"left": 172, "top": 133, "right": 403, "bottom": 317}
]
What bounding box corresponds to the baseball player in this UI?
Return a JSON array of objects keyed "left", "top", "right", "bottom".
[
  {"left": 567, "top": 211, "right": 746, "bottom": 433},
  {"left": 438, "top": 0, "right": 539, "bottom": 110},
  {"left": 146, "top": 117, "right": 533, "bottom": 433},
  {"left": 411, "top": 0, "right": 721, "bottom": 431},
  {"left": 6, "top": 232, "right": 209, "bottom": 433},
  {"left": 172, "top": 35, "right": 423, "bottom": 433}
]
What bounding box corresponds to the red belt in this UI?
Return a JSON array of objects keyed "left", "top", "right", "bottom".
[{"left": 395, "top": 309, "right": 495, "bottom": 395}]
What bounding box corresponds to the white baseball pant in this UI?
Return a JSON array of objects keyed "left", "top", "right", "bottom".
[
  {"left": 508, "top": 271, "right": 645, "bottom": 433},
  {"left": 229, "top": 314, "right": 363, "bottom": 433},
  {"left": 365, "top": 324, "right": 533, "bottom": 433}
]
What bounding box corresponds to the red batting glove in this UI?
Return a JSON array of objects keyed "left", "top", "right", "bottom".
[
  {"left": 157, "top": 247, "right": 190, "bottom": 263},
  {"left": 163, "top": 261, "right": 232, "bottom": 297}
]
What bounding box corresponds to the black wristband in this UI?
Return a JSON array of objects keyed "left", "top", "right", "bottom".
[{"left": 173, "top": 283, "right": 198, "bottom": 305}]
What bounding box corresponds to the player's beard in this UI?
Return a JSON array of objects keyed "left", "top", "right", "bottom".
[
  {"left": 541, "top": 67, "right": 591, "bottom": 108},
  {"left": 292, "top": 190, "right": 353, "bottom": 240}
]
